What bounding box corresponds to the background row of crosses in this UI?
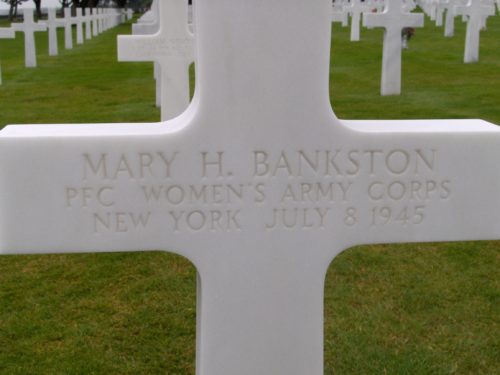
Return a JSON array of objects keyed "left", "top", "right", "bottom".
[
  {"left": 0, "top": 7, "right": 132, "bottom": 70},
  {"left": 118, "top": 0, "right": 497, "bottom": 121}
]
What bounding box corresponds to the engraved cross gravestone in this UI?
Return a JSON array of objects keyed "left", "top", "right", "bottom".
[
  {"left": 363, "top": 0, "right": 424, "bottom": 95},
  {"left": 1, "top": 0, "right": 500, "bottom": 374},
  {"left": 0, "top": 26, "right": 15, "bottom": 85},
  {"left": 118, "top": 0, "right": 194, "bottom": 121},
  {"left": 454, "top": 0, "right": 495, "bottom": 63},
  {"left": 12, "top": 8, "right": 47, "bottom": 68}
]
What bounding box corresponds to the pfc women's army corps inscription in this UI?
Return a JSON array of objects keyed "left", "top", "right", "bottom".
[{"left": 63, "top": 149, "right": 452, "bottom": 234}]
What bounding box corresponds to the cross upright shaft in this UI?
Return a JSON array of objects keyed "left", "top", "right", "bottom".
[
  {"left": 118, "top": 0, "right": 194, "bottom": 121},
  {"left": 1, "top": 1, "right": 500, "bottom": 375},
  {"left": 363, "top": 0, "right": 424, "bottom": 95}
]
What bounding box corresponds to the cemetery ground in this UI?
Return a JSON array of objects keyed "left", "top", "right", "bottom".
[{"left": 0, "top": 15, "right": 498, "bottom": 375}]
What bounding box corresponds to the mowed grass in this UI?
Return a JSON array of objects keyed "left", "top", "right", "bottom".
[{"left": 0, "top": 13, "right": 499, "bottom": 375}]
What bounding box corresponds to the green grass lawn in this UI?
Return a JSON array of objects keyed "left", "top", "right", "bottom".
[{"left": 0, "top": 14, "right": 499, "bottom": 375}]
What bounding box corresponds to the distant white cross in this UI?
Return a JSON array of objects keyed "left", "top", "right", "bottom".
[
  {"left": 130, "top": 4, "right": 162, "bottom": 109},
  {"left": 98, "top": 9, "right": 105, "bottom": 33},
  {"left": 435, "top": 0, "right": 447, "bottom": 26},
  {"left": 363, "top": 0, "right": 424, "bottom": 95},
  {"left": 75, "top": 8, "right": 85, "bottom": 45},
  {"left": 84, "top": 8, "right": 93, "bottom": 40},
  {"left": 346, "top": 0, "right": 371, "bottom": 41},
  {"left": 455, "top": 0, "right": 495, "bottom": 63},
  {"left": 91, "top": 8, "right": 99, "bottom": 37},
  {"left": 332, "top": 3, "right": 349, "bottom": 26},
  {"left": 12, "top": 8, "right": 47, "bottom": 68},
  {"left": 62, "top": 8, "right": 76, "bottom": 49},
  {"left": 46, "top": 8, "right": 65, "bottom": 56},
  {"left": 443, "top": 0, "right": 458, "bottom": 37},
  {"left": 0, "top": 26, "right": 15, "bottom": 85},
  {"left": 118, "top": 0, "right": 195, "bottom": 121}
]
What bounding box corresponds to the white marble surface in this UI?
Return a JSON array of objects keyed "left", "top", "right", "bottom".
[
  {"left": 1, "top": 1, "right": 500, "bottom": 374},
  {"left": 364, "top": 0, "right": 424, "bottom": 95},
  {"left": 12, "top": 8, "right": 47, "bottom": 68},
  {"left": 118, "top": 0, "right": 194, "bottom": 121}
]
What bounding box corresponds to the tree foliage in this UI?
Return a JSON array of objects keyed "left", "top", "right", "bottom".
[
  {"left": 1, "top": 0, "right": 29, "bottom": 20},
  {"left": 33, "top": 0, "right": 42, "bottom": 19}
]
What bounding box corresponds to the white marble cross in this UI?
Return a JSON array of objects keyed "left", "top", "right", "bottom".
[
  {"left": 130, "top": 4, "right": 162, "bottom": 109},
  {"left": 332, "top": 3, "right": 349, "bottom": 26},
  {"left": 12, "top": 8, "right": 47, "bottom": 68},
  {"left": 126, "top": 9, "right": 134, "bottom": 21},
  {"left": 435, "top": 0, "right": 447, "bottom": 25},
  {"left": 98, "top": 9, "right": 105, "bottom": 33},
  {"left": 118, "top": 0, "right": 194, "bottom": 121},
  {"left": 455, "top": 0, "right": 495, "bottom": 63},
  {"left": 2, "top": 1, "right": 500, "bottom": 374},
  {"left": 364, "top": 0, "right": 424, "bottom": 95},
  {"left": 443, "top": 0, "right": 458, "bottom": 37},
  {"left": 84, "top": 8, "right": 93, "bottom": 40},
  {"left": 346, "top": 0, "right": 371, "bottom": 41},
  {"left": 0, "top": 26, "right": 15, "bottom": 85},
  {"left": 91, "top": 8, "right": 99, "bottom": 37},
  {"left": 61, "top": 8, "right": 76, "bottom": 49},
  {"left": 46, "top": 8, "right": 65, "bottom": 56},
  {"left": 75, "top": 8, "right": 85, "bottom": 45}
]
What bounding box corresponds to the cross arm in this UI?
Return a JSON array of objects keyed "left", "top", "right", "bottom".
[
  {"left": 0, "top": 122, "right": 196, "bottom": 259},
  {"left": 363, "top": 10, "right": 424, "bottom": 29},
  {"left": 117, "top": 34, "right": 162, "bottom": 62},
  {"left": 0, "top": 27, "right": 15, "bottom": 38},
  {"left": 332, "top": 119, "right": 500, "bottom": 254},
  {"left": 132, "top": 22, "right": 159, "bottom": 35}
]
